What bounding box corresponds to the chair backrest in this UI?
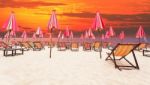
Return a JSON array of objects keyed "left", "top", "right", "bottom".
[
  {"left": 113, "top": 44, "right": 139, "bottom": 57},
  {"left": 21, "top": 42, "right": 31, "bottom": 48},
  {"left": 34, "top": 42, "right": 43, "bottom": 48},
  {"left": 84, "top": 42, "right": 91, "bottom": 48},
  {"left": 94, "top": 42, "right": 101, "bottom": 48},
  {"left": 138, "top": 43, "right": 147, "bottom": 50},
  {"left": 71, "top": 42, "right": 78, "bottom": 48},
  {"left": 0, "top": 41, "right": 10, "bottom": 48}
]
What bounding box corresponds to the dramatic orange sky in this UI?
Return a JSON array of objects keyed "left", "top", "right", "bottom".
[{"left": 0, "top": 0, "right": 150, "bottom": 33}]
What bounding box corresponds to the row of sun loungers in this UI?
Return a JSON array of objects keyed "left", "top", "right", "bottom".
[{"left": 0, "top": 40, "right": 150, "bottom": 70}]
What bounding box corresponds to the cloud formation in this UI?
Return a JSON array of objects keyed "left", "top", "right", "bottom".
[{"left": 0, "top": 0, "right": 66, "bottom": 8}]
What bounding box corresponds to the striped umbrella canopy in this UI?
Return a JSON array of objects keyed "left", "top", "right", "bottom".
[
  {"left": 92, "top": 12, "right": 105, "bottom": 30},
  {"left": 88, "top": 29, "right": 95, "bottom": 39},
  {"left": 136, "top": 25, "right": 145, "bottom": 38},
  {"left": 21, "top": 31, "right": 27, "bottom": 41},
  {"left": 36, "top": 27, "right": 41, "bottom": 35},
  {"left": 70, "top": 31, "right": 74, "bottom": 39},
  {"left": 105, "top": 31, "right": 110, "bottom": 39},
  {"left": 58, "top": 31, "right": 62, "bottom": 39},
  {"left": 48, "top": 10, "right": 58, "bottom": 31},
  {"left": 101, "top": 34, "right": 105, "bottom": 40},
  {"left": 84, "top": 31, "right": 89, "bottom": 39},
  {"left": 2, "top": 11, "right": 18, "bottom": 32},
  {"left": 80, "top": 34, "right": 84, "bottom": 40},
  {"left": 32, "top": 33, "right": 36, "bottom": 40},
  {"left": 136, "top": 25, "right": 146, "bottom": 42},
  {"left": 64, "top": 27, "right": 70, "bottom": 38},
  {"left": 119, "top": 31, "right": 125, "bottom": 40},
  {"left": 108, "top": 26, "right": 115, "bottom": 37}
]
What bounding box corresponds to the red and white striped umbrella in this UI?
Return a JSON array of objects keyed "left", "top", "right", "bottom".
[
  {"left": 119, "top": 31, "right": 125, "bottom": 40},
  {"left": 92, "top": 12, "right": 105, "bottom": 30},
  {"left": 21, "top": 31, "right": 27, "bottom": 41},
  {"left": 32, "top": 33, "right": 36, "bottom": 40},
  {"left": 80, "top": 34, "right": 84, "bottom": 39},
  {"left": 88, "top": 29, "right": 95, "bottom": 39},
  {"left": 48, "top": 10, "right": 58, "bottom": 30},
  {"left": 105, "top": 31, "right": 110, "bottom": 39},
  {"left": 84, "top": 31, "right": 89, "bottom": 39},
  {"left": 101, "top": 34, "right": 105, "bottom": 40},
  {"left": 2, "top": 11, "right": 18, "bottom": 32},
  {"left": 108, "top": 26, "right": 115, "bottom": 37},
  {"left": 136, "top": 25, "right": 145, "bottom": 39},
  {"left": 36, "top": 27, "right": 41, "bottom": 35},
  {"left": 70, "top": 31, "right": 73, "bottom": 39},
  {"left": 58, "top": 31, "right": 62, "bottom": 39},
  {"left": 64, "top": 27, "right": 70, "bottom": 38}
]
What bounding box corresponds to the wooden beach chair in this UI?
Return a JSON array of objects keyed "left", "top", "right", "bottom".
[
  {"left": 143, "top": 43, "right": 150, "bottom": 57},
  {"left": 0, "top": 41, "right": 24, "bottom": 56},
  {"left": 19, "top": 42, "right": 32, "bottom": 51},
  {"left": 70, "top": 42, "right": 79, "bottom": 51},
  {"left": 93, "top": 41, "right": 102, "bottom": 52},
  {"left": 136, "top": 43, "right": 147, "bottom": 51},
  {"left": 83, "top": 42, "right": 91, "bottom": 51},
  {"left": 105, "top": 43, "right": 140, "bottom": 70},
  {"left": 57, "top": 42, "right": 66, "bottom": 51},
  {"left": 33, "top": 41, "right": 44, "bottom": 51}
]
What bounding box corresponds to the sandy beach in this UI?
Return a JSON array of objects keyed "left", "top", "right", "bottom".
[{"left": 0, "top": 46, "right": 150, "bottom": 85}]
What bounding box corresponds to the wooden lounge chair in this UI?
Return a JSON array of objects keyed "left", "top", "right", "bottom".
[
  {"left": 0, "top": 41, "right": 24, "bottom": 56},
  {"left": 19, "top": 42, "right": 32, "bottom": 51},
  {"left": 93, "top": 42, "right": 102, "bottom": 52},
  {"left": 83, "top": 42, "right": 91, "bottom": 51},
  {"left": 57, "top": 42, "right": 66, "bottom": 51},
  {"left": 33, "top": 41, "right": 44, "bottom": 51},
  {"left": 70, "top": 42, "right": 79, "bottom": 51},
  {"left": 143, "top": 43, "right": 150, "bottom": 57},
  {"left": 105, "top": 43, "right": 140, "bottom": 70},
  {"left": 136, "top": 43, "right": 147, "bottom": 51}
]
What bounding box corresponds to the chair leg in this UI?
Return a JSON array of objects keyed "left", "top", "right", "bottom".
[{"left": 132, "top": 51, "right": 139, "bottom": 69}]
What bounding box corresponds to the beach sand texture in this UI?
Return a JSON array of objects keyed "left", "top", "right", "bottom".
[{"left": 0, "top": 47, "right": 150, "bottom": 85}]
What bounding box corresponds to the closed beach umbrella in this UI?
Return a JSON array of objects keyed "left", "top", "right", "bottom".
[
  {"left": 2, "top": 11, "right": 18, "bottom": 43},
  {"left": 48, "top": 10, "right": 59, "bottom": 58},
  {"left": 21, "top": 31, "right": 27, "bottom": 41},
  {"left": 108, "top": 26, "right": 115, "bottom": 37},
  {"left": 119, "top": 31, "right": 125, "bottom": 43},
  {"left": 136, "top": 25, "right": 145, "bottom": 43}
]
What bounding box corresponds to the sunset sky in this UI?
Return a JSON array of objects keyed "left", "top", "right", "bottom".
[{"left": 0, "top": 0, "right": 150, "bottom": 35}]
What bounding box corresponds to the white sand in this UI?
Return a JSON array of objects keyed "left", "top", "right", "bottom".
[{"left": 0, "top": 47, "right": 150, "bottom": 85}]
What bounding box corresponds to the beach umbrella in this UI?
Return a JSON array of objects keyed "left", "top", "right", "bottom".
[
  {"left": 57, "top": 31, "right": 62, "bottom": 43},
  {"left": 84, "top": 31, "right": 89, "bottom": 39},
  {"left": 92, "top": 12, "right": 105, "bottom": 30},
  {"left": 136, "top": 25, "right": 146, "bottom": 43},
  {"left": 36, "top": 27, "right": 41, "bottom": 35},
  {"left": 32, "top": 33, "right": 36, "bottom": 40},
  {"left": 70, "top": 31, "right": 74, "bottom": 42},
  {"left": 2, "top": 11, "right": 18, "bottom": 43},
  {"left": 61, "top": 34, "right": 64, "bottom": 39},
  {"left": 88, "top": 29, "right": 95, "bottom": 39},
  {"left": 105, "top": 31, "right": 110, "bottom": 40},
  {"left": 92, "top": 12, "right": 105, "bottom": 59},
  {"left": 21, "top": 31, "right": 27, "bottom": 42},
  {"left": 48, "top": 10, "right": 59, "bottom": 58},
  {"left": 64, "top": 27, "right": 70, "bottom": 38},
  {"left": 4, "top": 32, "right": 9, "bottom": 42},
  {"left": 108, "top": 26, "right": 115, "bottom": 37},
  {"left": 101, "top": 34, "right": 105, "bottom": 40},
  {"left": 119, "top": 31, "right": 125, "bottom": 43}
]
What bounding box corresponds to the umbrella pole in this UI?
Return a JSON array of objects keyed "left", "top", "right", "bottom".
[
  {"left": 8, "top": 30, "right": 11, "bottom": 45},
  {"left": 99, "top": 39, "right": 102, "bottom": 59},
  {"left": 50, "top": 33, "right": 52, "bottom": 58}
]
